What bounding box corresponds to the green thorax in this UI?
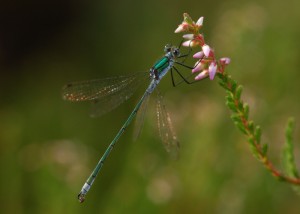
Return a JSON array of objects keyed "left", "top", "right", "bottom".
[{"left": 153, "top": 57, "right": 170, "bottom": 73}]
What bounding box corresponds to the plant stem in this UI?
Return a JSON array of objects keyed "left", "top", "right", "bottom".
[{"left": 218, "top": 72, "right": 300, "bottom": 185}]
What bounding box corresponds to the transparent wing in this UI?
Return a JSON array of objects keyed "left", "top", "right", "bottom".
[
  {"left": 133, "top": 92, "right": 150, "bottom": 140},
  {"left": 62, "top": 72, "right": 148, "bottom": 102},
  {"left": 156, "top": 91, "right": 179, "bottom": 159},
  {"left": 90, "top": 74, "right": 148, "bottom": 117}
]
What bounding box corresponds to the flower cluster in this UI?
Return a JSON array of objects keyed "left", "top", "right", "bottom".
[
  {"left": 174, "top": 13, "right": 300, "bottom": 190},
  {"left": 175, "top": 13, "right": 230, "bottom": 80}
]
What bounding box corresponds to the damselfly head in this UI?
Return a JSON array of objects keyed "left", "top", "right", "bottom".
[
  {"left": 164, "top": 44, "right": 172, "bottom": 53},
  {"left": 172, "top": 47, "right": 180, "bottom": 57},
  {"left": 164, "top": 44, "right": 180, "bottom": 58}
]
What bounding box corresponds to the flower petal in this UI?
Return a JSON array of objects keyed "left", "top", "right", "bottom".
[
  {"left": 182, "top": 40, "right": 192, "bottom": 47},
  {"left": 219, "top": 57, "right": 231, "bottom": 65},
  {"left": 195, "top": 70, "right": 208, "bottom": 80},
  {"left": 175, "top": 25, "right": 184, "bottom": 33},
  {"left": 183, "top": 34, "right": 194, "bottom": 40},
  {"left": 193, "top": 51, "right": 204, "bottom": 59},
  {"left": 208, "top": 62, "right": 217, "bottom": 80},
  {"left": 196, "top": 17, "right": 204, "bottom": 26},
  {"left": 192, "top": 61, "right": 203, "bottom": 73},
  {"left": 182, "top": 40, "right": 198, "bottom": 47},
  {"left": 202, "top": 44, "right": 211, "bottom": 57}
]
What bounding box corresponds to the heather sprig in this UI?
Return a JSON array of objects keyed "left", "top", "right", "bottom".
[
  {"left": 175, "top": 13, "right": 230, "bottom": 81},
  {"left": 218, "top": 72, "right": 300, "bottom": 185},
  {"left": 175, "top": 13, "right": 300, "bottom": 187}
]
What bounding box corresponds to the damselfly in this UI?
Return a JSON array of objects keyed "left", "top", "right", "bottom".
[{"left": 62, "top": 44, "right": 198, "bottom": 203}]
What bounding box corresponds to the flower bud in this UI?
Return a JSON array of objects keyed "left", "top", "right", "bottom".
[
  {"left": 193, "top": 51, "right": 204, "bottom": 59},
  {"left": 208, "top": 62, "right": 217, "bottom": 80},
  {"left": 175, "top": 25, "right": 185, "bottom": 33},
  {"left": 196, "top": 17, "right": 204, "bottom": 26},
  {"left": 182, "top": 40, "right": 198, "bottom": 48},
  {"left": 183, "top": 34, "right": 194, "bottom": 40},
  {"left": 202, "top": 44, "right": 214, "bottom": 57},
  {"left": 195, "top": 70, "right": 208, "bottom": 80},
  {"left": 219, "top": 57, "right": 231, "bottom": 65},
  {"left": 192, "top": 61, "right": 204, "bottom": 73}
]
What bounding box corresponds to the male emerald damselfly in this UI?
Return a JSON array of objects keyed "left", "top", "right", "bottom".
[{"left": 62, "top": 44, "right": 199, "bottom": 202}]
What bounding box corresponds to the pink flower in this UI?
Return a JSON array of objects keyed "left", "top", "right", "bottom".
[
  {"left": 182, "top": 34, "right": 194, "bottom": 40},
  {"left": 196, "top": 17, "right": 204, "bottom": 27},
  {"left": 192, "top": 61, "right": 204, "bottom": 73},
  {"left": 193, "top": 61, "right": 218, "bottom": 80},
  {"left": 202, "top": 44, "right": 214, "bottom": 57},
  {"left": 193, "top": 51, "right": 204, "bottom": 59},
  {"left": 174, "top": 23, "right": 189, "bottom": 33},
  {"left": 192, "top": 49, "right": 218, "bottom": 80},
  {"left": 208, "top": 61, "right": 217, "bottom": 80},
  {"left": 175, "top": 15, "right": 204, "bottom": 33},
  {"left": 192, "top": 51, "right": 205, "bottom": 73},
  {"left": 195, "top": 69, "right": 209, "bottom": 81},
  {"left": 181, "top": 32, "right": 205, "bottom": 48},
  {"left": 175, "top": 13, "right": 230, "bottom": 81},
  {"left": 219, "top": 57, "right": 231, "bottom": 65},
  {"left": 182, "top": 40, "right": 199, "bottom": 48},
  {"left": 218, "top": 57, "right": 231, "bottom": 73}
]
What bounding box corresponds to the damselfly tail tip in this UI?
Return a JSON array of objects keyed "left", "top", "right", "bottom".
[{"left": 78, "top": 192, "right": 86, "bottom": 203}]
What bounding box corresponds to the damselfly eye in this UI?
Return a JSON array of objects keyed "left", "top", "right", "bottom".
[
  {"left": 173, "top": 49, "right": 180, "bottom": 57},
  {"left": 164, "top": 45, "right": 171, "bottom": 53}
]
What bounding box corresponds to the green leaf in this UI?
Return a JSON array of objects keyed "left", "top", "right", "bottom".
[
  {"left": 231, "top": 114, "right": 242, "bottom": 123},
  {"left": 282, "top": 118, "right": 299, "bottom": 178},
  {"left": 243, "top": 103, "right": 249, "bottom": 120},
  {"left": 226, "top": 101, "right": 238, "bottom": 113},
  {"left": 285, "top": 118, "right": 295, "bottom": 142},
  {"left": 235, "top": 85, "right": 243, "bottom": 100},
  {"left": 223, "top": 74, "right": 228, "bottom": 83},
  {"left": 262, "top": 143, "right": 268, "bottom": 156},
  {"left": 231, "top": 79, "right": 237, "bottom": 92},
  {"left": 237, "top": 101, "right": 244, "bottom": 111},
  {"left": 248, "top": 121, "right": 254, "bottom": 133},
  {"left": 183, "top": 13, "right": 193, "bottom": 24},
  {"left": 249, "top": 142, "right": 260, "bottom": 160},
  {"left": 226, "top": 90, "right": 234, "bottom": 97},
  {"left": 216, "top": 72, "right": 223, "bottom": 79},
  {"left": 254, "top": 126, "right": 262, "bottom": 144},
  {"left": 218, "top": 81, "right": 228, "bottom": 90},
  {"left": 225, "top": 95, "right": 234, "bottom": 103},
  {"left": 248, "top": 136, "right": 255, "bottom": 145},
  {"left": 235, "top": 121, "right": 247, "bottom": 134}
]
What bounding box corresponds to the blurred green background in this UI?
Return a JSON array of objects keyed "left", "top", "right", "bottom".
[{"left": 1, "top": 0, "right": 300, "bottom": 213}]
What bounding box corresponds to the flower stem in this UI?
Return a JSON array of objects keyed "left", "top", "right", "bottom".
[{"left": 217, "top": 71, "right": 300, "bottom": 185}]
